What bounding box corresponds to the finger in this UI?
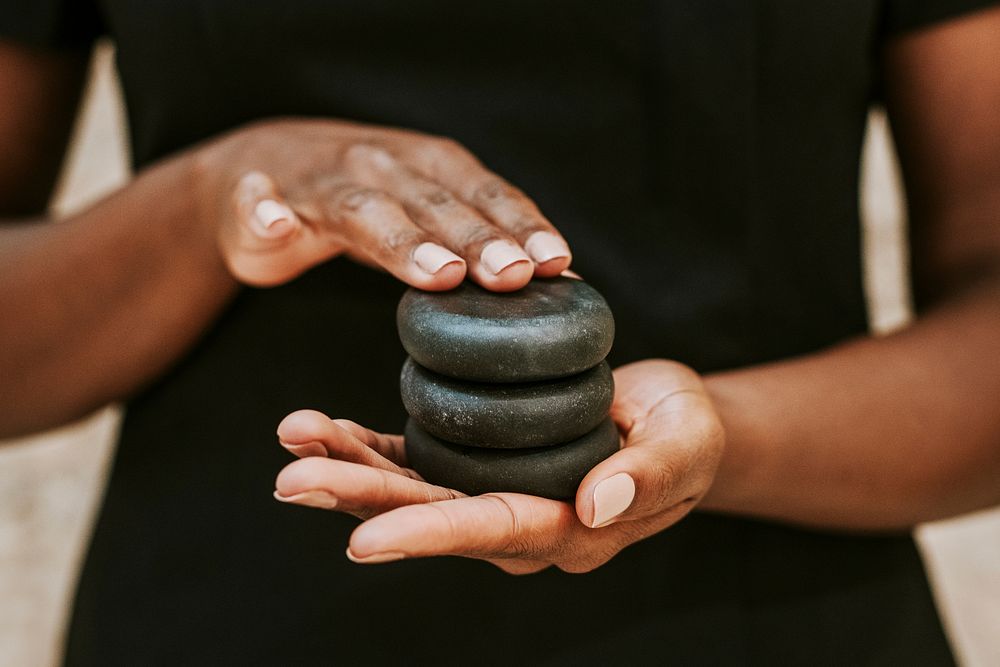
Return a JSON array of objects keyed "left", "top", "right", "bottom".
[
  {"left": 484, "top": 558, "right": 551, "bottom": 575},
  {"left": 346, "top": 493, "right": 579, "bottom": 563},
  {"left": 274, "top": 457, "right": 464, "bottom": 520},
  {"left": 221, "top": 171, "right": 309, "bottom": 285},
  {"left": 331, "top": 418, "right": 408, "bottom": 466},
  {"left": 463, "top": 179, "right": 571, "bottom": 278},
  {"left": 576, "top": 386, "right": 723, "bottom": 529},
  {"left": 345, "top": 144, "right": 533, "bottom": 291},
  {"left": 235, "top": 170, "right": 301, "bottom": 240},
  {"left": 401, "top": 139, "right": 572, "bottom": 277},
  {"left": 276, "top": 410, "right": 411, "bottom": 476},
  {"left": 306, "top": 180, "right": 467, "bottom": 291}
]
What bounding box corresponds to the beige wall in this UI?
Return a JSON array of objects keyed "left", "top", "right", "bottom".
[
  {"left": 0, "top": 43, "right": 127, "bottom": 667},
  {"left": 0, "top": 42, "right": 998, "bottom": 666}
]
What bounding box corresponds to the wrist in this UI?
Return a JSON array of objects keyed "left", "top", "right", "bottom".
[
  {"left": 174, "top": 150, "right": 240, "bottom": 287},
  {"left": 698, "top": 369, "right": 773, "bottom": 513}
]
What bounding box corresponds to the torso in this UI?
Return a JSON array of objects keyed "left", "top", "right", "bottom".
[{"left": 66, "top": 2, "right": 954, "bottom": 663}]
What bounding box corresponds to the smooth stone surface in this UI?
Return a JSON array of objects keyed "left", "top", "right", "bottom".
[
  {"left": 397, "top": 277, "right": 614, "bottom": 382},
  {"left": 401, "top": 357, "right": 613, "bottom": 448},
  {"left": 405, "top": 416, "right": 620, "bottom": 499}
]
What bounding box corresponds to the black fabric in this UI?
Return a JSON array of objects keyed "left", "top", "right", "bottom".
[
  {"left": 0, "top": 0, "right": 103, "bottom": 50},
  {"left": 883, "top": 0, "right": 999, "bottom": 34},
  {"left": 2, "top": 0, "right": 996, "bottom": 664}
]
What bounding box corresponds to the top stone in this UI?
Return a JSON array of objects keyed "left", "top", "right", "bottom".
[{"left": 397, "top": 277, "right": 614, "bottom": 382}]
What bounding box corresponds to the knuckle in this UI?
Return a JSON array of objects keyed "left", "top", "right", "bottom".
[
  {"left": 438, "top": 486, "right": 466, "bottom": 502},
  {"left": 479, "top": 494, "right": 538, "bottom": 558},
  {"left": 231, "top": 171, "right": 275, "bottom": 212},
  {"left": 344, "top": 142, "right": 394, "bottom": 169},
  {"left": 415, "top": 188, "right": 458, "bottom": 211},
  {"left": 648, "top": 458, "right": 683, "bottom": 511},
  {"left": 458, "top": 224, "right": 499, "bottom": 249},
  {"left": 378, "top": 229, "right": 424, "bottom": 255},
  {"left": 340, "top": 187, "right": 392, "bottom": 213},
  {"left": 237, "top": 170, "right": 271, "bottom": 191},
  {"left": 471, "top": 178, "right": 518, "bottom": 205},
  {"left": 508, "top": 214, "right": 548, "bottom": 238}
]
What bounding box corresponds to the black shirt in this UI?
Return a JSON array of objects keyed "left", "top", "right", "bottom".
[{"left": 4, "top": 1, "right": 996, "bottom": 664}]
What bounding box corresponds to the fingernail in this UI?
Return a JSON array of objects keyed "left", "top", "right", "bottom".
[
  {"left": 524, "top": 231, "right": 571, "bottom": 264},
  {"left": 561, "top": 269, "right": 583, "bottom": 280},
  {"left": 590, "top": 472, "right": 636, "bottom": 528},
  {"left": 346, "top": 548, "right": 407, "bottom": 564},
  {"left": 413, "top": 242, "right": 465, "bottom": 275},
  {"left": 254, "top": 199, "right": 294, "bottom": 229},
  {"left": 273, "top": 489, "right": 339, "bottom": 510},
  {"left": 480, "top": 240, "right": 531, "bottom": 275}
]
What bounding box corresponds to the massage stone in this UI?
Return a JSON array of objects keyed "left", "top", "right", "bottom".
[
  {"left": 405, "top": 417, "right": 620, "bottom": 499},
  {"left": 397, "top": 277, "right": 618, "bottom": 498},
  {"left": 397, "top": 277, "right": 614, "bottom": 383},
  {"left": 400, "top": 357, "right": 614, "bottom": 448}
]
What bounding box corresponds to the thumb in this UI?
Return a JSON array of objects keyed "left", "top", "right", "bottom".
[
  {"left": 235, "top": 170, "right": 300, "bottom": 241},
  {"left": 220, "top": 170, "right": 306, "bottom": 286},
  {"left": 575, "top": 390, "right": 723, "bottom": 528}
]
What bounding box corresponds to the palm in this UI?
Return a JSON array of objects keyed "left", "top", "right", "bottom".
[{"left": 274, "top": 359, "right": 724, "bottom": 573}]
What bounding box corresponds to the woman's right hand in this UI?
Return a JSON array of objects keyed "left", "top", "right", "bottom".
[{"left": 195, "top": 118, "right": 572, "bottom": 291}]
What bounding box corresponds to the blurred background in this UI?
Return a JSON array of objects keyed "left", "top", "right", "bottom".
[{"left": 1, "top": 42, "right": 998, "bottom": 666}]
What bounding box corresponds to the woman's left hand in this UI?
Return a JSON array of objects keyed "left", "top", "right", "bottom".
[{"left": 273, "top": 359, "right": 725, "bottom": 574}]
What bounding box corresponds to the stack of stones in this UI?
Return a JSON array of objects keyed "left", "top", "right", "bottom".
[{"left": 396, "top": 277, "right": 618, "bottom": 499}]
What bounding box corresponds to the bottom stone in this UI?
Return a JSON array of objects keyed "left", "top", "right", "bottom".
[{"left": 405, "top": 417, "right": 620, "bottom": 499}]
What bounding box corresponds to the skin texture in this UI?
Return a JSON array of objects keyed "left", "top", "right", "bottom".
[
  {"left": 701, "top": 6, "right": 1000, "bottom": 530},
  {"left": 274, "top": 363, "right": 722, "bottom": 574},
  {"left": 2, "top": 8, "right": 999, "bottom": 573},
  {"left": 201, "top": 119, "right": 572, "bottom": 290},
  {"left": 0, "top": 63, "right": 570, "bottom": 436},
  {"left": 272, "top": 7, "right": 1000, "bottom": 571}
]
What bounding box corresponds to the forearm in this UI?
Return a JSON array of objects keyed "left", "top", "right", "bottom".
[
  {"left": 0, "top": 153, "right": 238, "bottom": 437},
  {"left": 701, "top": 276, "right": 1000, "bottom": 531}
]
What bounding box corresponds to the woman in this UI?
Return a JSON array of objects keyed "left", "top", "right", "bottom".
[{"left": 2, "top": 2, "right": 999, "bottom": 664}]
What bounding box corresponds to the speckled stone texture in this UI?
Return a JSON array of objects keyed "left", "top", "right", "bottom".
[
  {"left": 405, "top": 417, "right": 620, "bottom": 498},
  {"left": 397, "top": 277, "right": 614, "bottom": 382},
  {"left": 400, "top": 357, "right": 614, "bottom": 448},
  {"left": 398, "top": 278, "right": 618, "bottom": 498}
]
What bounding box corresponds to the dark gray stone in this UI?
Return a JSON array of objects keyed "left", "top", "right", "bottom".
[
  {"left": 397, "top": 277, "right": 614, "bottom": 382},
  {"left": 405, "top": 416, "right": 620, "bottom": 499},
  {"left": 401, "top": 357, "right": 613, "bottom": 448}
]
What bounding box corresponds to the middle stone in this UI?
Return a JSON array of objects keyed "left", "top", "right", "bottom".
[{"left": 400, "top": 357, "right": 614, "bottom": 448}]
